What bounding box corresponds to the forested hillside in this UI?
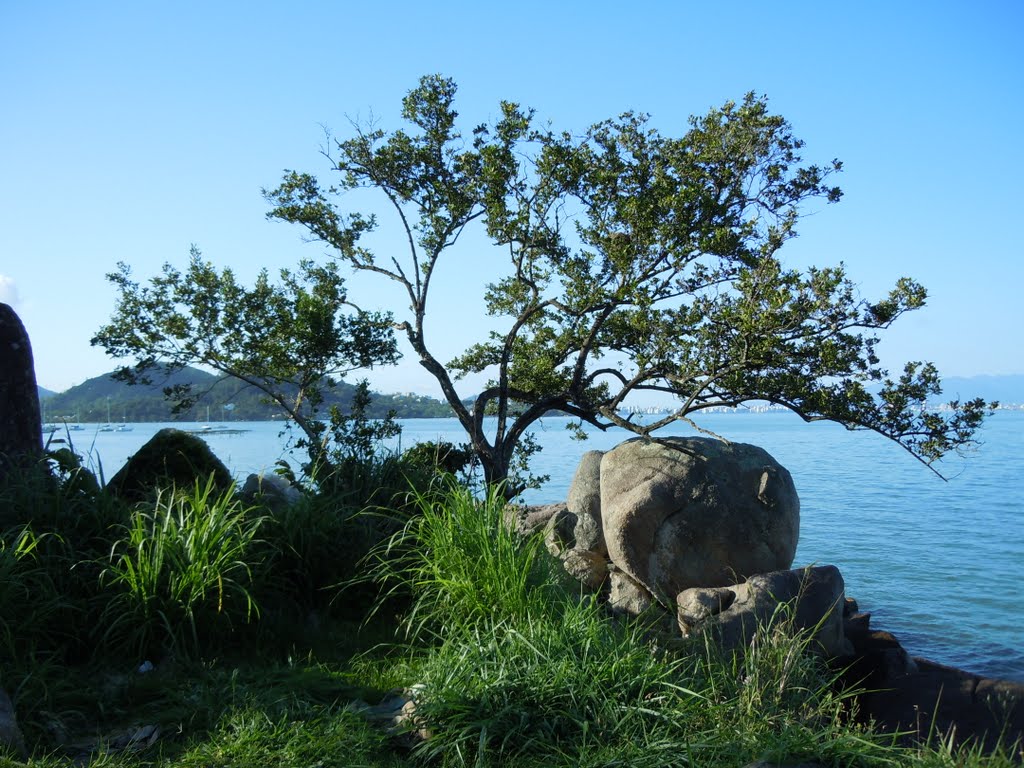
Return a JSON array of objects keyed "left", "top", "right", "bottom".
[{"left": 41, "top": 368, "right": 454, "bottom": 422}]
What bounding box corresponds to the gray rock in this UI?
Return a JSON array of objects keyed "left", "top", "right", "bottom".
[
  {"left": 567, "top": 450, "right": 606, "bottom": 554},
  {"left": 504, "top": 502, "right": 567, "bottom": 538},
  {"left": 561, "top": 548, "right": 608, "bottom": 591},
  {"left": 676, "top": 565, "right": 853, "bottom": 658},
  {"left": 355, "top": 684, "right": 431, "bottom": 744},
  {"left": 542, "top": 505, "right": 577, "bottom": 556},
  {"left": 600, "top": 436, "right": 799, "bottom": 602},
  {"left": 676, "top": 586, "right": 735, "bottom": 621},
  {"left": 241, "top": 472, "right": 304, "bottom": 510},
  {"left": 0, "top": 303, "right": 42, "bottom": 484},
  {"left": 608, "top": 569, "right": 655, "bottom": 616}
]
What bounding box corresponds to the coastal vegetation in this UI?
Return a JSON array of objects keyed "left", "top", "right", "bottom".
[
  {"left": 0, "top": 448, "right": 1019, "bottom": 766},
  {"left": 96, "top": 76, "right": 992, "bottom": 495},
  {"left": 9, "top": 77, "right": 1009, "bottom": 765}
]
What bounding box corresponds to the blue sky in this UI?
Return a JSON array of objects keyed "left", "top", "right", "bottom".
[{"left": 2, "top": 1, "right": 1022, "bottom": 401}]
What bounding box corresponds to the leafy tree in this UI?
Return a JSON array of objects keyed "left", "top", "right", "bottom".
[
  {"left": 263, "top": 76, "right": 992, "bottom": 493},
  {"left": 92, "top": 249, "right": 399, "bottom": 473}
]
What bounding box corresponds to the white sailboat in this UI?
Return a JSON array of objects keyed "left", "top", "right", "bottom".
[
  {"left": 99, "top": 399, "right": 114, "bottom": 431},
  {"left": 115, "top": 408, "right": 133, "bottom": 431}
]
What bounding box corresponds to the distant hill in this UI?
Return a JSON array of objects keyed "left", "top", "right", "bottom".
[
  {"left": 41, "top": 367, "right": 455, "bottom": 422},
  {"left": 39, "top": 370, "right": 1022, "bottom": 424}
]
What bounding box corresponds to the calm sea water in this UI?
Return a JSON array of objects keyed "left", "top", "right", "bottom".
[{"left": 53, "top": 411, "right": 1024, "bottom": 682}]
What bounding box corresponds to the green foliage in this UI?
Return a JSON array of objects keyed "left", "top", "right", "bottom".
[
  {"left": 99, "top": 478, "right": 264, "bottom": 658},
  {"left": 0, "top": 458, "right": 122, "bottom": 664},
  {"left": 401, "top": 440, "right": 474, "bottom": 476},
  {"left": 411, "top": 608, "right": 703, "bottom": 766},
  {"left": 0, "top": 526, "right": 68, "bottom": 662},
  {"left": 254, "top": 485, "right": 388, "bottom": 616},
  {"left": 265, "top": 75, "right": 994, "bottom": 488},
  {"left": 92, "top": 248, "right": 400, "bottom": 472},
  {"left": 253, "top": 493, "right": 360, "bottom": 614},
  {"left": 368, "top": 479, "right": 563, "bottom": 637},
  {"left": 170, "top": 706, "right": 399, "bottom": 768},
  {"left": 1, "top": 471, "right": 1021, "bottom": 765},
  {"left": 360, "top": 480, "right": 903, "bottom": 767},
  {"left": 316, "top": 379, "right": 400, "bottom": 470}
]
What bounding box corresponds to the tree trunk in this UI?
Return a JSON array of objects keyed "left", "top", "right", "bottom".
[
  {"left": 480, "top": 438, "right": 520, "bottom": 499},
  {"left": 0, "top": 303, "right": 42, "bottom": 484}
]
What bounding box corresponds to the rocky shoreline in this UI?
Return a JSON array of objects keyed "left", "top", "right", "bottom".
[{"left": 506, "top": 435, "right": 1024, "bottom": 752}]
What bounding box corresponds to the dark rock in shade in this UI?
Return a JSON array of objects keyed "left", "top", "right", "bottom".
[
  {"left": 0, "top": 303, "right": 42, "bottom": 483},
  {"left": 842, "top": 629, "right": 918, "bottom": 685},
  {"left": 842, "top": 611, "right": 872, "bottom": 649},
  {"left": 850, "top": 654, "right": 1024, "bottom": 753},
  {"left": 106, "top": 428, "right": 233, "bottom": 502},
  {"left": 831, "top": 624, "right": 1024, "bottom": 751}
]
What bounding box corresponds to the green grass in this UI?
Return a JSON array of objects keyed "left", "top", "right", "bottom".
[
  {"left": 0, "top": 463, "right": 1020, "bottom": 767},
  {"left": 366, "top": 479, "right": 564, "bottom": 637},
  {"left": 98, "top": 478, "right": 264, "bottom": 659}
]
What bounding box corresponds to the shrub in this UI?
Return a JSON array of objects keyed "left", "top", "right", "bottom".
[
  {"left": 368, "top": 479, "right": 563, "bottom": 637},
  {"left": 0, "top": 526, "right": 71, "bottom": 661},
  {"left": 254, "top": 490, "right": 379, "bottom": 617},
  {"left": 0, "top": 457, "right": 123, "bottom": 662},
  {"left": 99, "top": 477, "right": 263, "bottom": 658},
  {"left": 401, "top": 440, "right": 474, "bottom": 478}
]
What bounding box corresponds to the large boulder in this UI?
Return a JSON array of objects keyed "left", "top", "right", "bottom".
[
  {"left": 0, "top": 303, "right": 42, "bottom": 483},
  {"left": 600, "top": 436, "right": 799, "bottom": 602},
  {"left": 676, "top": 565, "right": 853, "bottom": 658},
  {"left": 106, "top": 428, "right": 233, "bottom": 502},
  {"left": 567, "top": 450, "right": 605, "bottom": 555}
]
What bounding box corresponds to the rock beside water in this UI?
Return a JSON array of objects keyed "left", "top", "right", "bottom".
[
  {"left": 0, "top": 303, "right": 42, "bottom": 484},
  {"left": 598, "top": 436, "right": 800, "bottom": 601},
  {"left": 567, "top": 450, "right": 605, "bottom": 555},
  {"left": 677, "top": 565, "right": 853, "bottom": 658},
  {"left": 513, "top": 437, "right": 1024, "bottom": 751},
  {"left": 106, "top": 428, "right": 233, "bottom": 502}
]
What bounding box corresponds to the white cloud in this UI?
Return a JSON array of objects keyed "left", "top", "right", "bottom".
[{"left": 0, "top": 274, "right": 18, "bottom": 306}]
